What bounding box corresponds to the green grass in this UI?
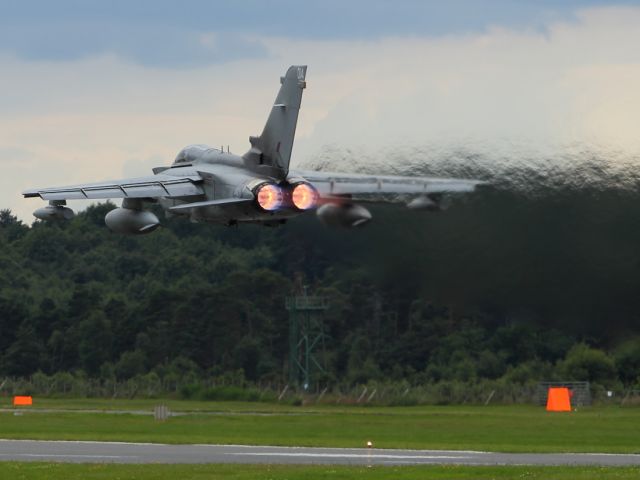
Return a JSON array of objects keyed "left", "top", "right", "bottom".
[
  {"left": 0, "top": 463, "right": 639, "bottom": 480},
  {"left": 1, "top": 400, "right": 640, "bottom": 453}
]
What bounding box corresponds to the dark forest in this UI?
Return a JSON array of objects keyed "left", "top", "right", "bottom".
[{"left": 2, "top": 180, "right": 640, "bottom": 394}]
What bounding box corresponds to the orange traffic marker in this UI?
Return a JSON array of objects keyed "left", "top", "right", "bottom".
[
  {"left": 546, "top": 387, "right": 571, "bottom": 412},
  {"left": 13, "top": 396, "right": 33, "bottom": 406}
]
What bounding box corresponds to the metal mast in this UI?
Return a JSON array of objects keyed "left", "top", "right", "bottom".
[{"left": 285, "top": 289, "right": 329, "bottom": 390}]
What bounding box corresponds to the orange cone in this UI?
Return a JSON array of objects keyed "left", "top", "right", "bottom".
[
  {"left": 13, "top": 396, "right": 33, "bottom": 406},
  {"left": 546, "top": 387, "right": 571, "bottom": 412}
]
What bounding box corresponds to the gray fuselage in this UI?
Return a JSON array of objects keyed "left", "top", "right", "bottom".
[{"left": 157, "top": 144, "right": 303, "bottom": 225}]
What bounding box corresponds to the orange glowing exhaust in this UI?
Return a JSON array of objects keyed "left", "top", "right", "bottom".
[
  {"left": 291, "top": 183, "right": 318, "bottom": 210},
  {"left": 256, "top": 183, "right": 283, "bottom": 211}
]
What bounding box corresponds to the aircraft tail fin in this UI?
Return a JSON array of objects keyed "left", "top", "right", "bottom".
[{"left": 244, "top": 65, "right": 307, "bottom": 177}]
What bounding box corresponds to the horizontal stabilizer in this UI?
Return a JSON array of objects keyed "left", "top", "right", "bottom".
[{"left": 170, "top": 198, "right": 253, "bottom": 211}]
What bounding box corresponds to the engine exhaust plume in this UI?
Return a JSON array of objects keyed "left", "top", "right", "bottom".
[
  {"left": 291, "top": 183, "right": 318, "bottom": 210},
  {"left": 256, "top": 183, "right": 283, "bottom": 211}
]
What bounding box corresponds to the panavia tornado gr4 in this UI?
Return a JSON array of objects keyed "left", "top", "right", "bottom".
[{"left": 23, "top": 65, "right": 484, "bottom": 234}]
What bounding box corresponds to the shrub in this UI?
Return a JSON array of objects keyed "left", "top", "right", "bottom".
[
  {"left": 614, "top": 338, "right": 640, "bottom": 385},
  {"left": 560, "top": 343, "right": 617, "bottom": 387}
]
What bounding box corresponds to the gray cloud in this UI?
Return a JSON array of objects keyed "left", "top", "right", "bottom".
[
  {"left": 0, "top": 146, "right": 36, "bottom": 164},
  {"left": 5, "top": 4, "right": 640, "bottom": 221},
  {"left": 0, "top": 0, "right": 633, "bottom": 68},
  {"left": 0, "top": 23, "right": 268, "bottom": 68}
]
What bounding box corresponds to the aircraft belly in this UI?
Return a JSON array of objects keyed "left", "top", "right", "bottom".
[{"left": 194, "top": 203, "right": 300, "bottom": 223}]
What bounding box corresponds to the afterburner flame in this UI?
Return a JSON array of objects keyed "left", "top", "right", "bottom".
[
  {"left": 256, "top": 183, "right": 283, "bottom": 211},
  {"left": 291, "top": 183, "right": 318, "bottom": 210}
]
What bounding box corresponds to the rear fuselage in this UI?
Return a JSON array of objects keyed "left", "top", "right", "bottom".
[{"left": 157, "top": 144, "right": 306, "bottom": 225}]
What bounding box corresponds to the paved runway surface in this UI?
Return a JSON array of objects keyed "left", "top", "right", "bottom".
[{"left": 1, "top": 440, "right": 640, "bottom": 466}]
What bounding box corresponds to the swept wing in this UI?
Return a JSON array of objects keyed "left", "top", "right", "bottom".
[
  {"left": 294, "top": 170, "right": 483, "bottom": 199},
  {"left": 22, "top": 173, "right": 204, "bottom": 201}
]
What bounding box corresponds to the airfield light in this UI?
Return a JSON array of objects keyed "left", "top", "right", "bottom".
[
  {"left": 291, "top": 183, "right": 318, "bottom": 210},
  {"left": 256, "top": 184, "right": 283, "bottom": 211}
]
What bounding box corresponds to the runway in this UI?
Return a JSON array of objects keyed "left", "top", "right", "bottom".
[{"left": 1, "top": 440, "right": 640, "bottom": 466}]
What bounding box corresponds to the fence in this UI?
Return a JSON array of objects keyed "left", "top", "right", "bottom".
[
  {"left": 5, "top": 373, "right": 629, "bottom": 406},
  {"left": 0, "top": 374, "right": 549, "bottom": 405},
  {"left": 536, "top": 381, "right": 591, "bottom": 406}
]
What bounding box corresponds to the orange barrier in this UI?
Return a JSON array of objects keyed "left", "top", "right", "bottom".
[
  {"left": 13, "top": 396, "right": 33, "bottom": 406},
  {"left": 546, "top": 387, "right": 571, "bottom": 412}
]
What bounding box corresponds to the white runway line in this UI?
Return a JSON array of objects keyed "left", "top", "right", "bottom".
[{"left": 227, "top": 452, "right": 473, "bottom": 460}]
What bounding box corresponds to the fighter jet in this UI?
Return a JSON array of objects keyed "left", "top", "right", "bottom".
[{"left": 23, "top": 65, "right": 483, "bottom": 233}]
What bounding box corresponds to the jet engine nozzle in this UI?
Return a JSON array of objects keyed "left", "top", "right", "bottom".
[
  {"left": 290, "top": 182, "right": 318, "bottom": 210},
  {"left": 255, "top": 183, "right": 283, "bottom": 211},
  {"left": 316, "top": 203, "right": 372, "bottom": 228},
  {"left": 33, "top": 205, "right": 75, "bottom": 221},
  {"left": 105, "top": 208, "right": 160, "bottom": 235}
]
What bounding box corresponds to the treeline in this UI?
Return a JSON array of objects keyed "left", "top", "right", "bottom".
[{"left": 1, "top": 185, "right": 640, "bottom": 393}]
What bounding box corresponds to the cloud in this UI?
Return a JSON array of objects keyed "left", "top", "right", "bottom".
[
  {"left": 0, "top": 1, "right": 630, "bottom": 67},
  {"left": 0, "top": 23, "right": 268, "bottom": 68},
  {"left": 4, "top": 5, "right": 640, "bottom": 221},
  {"left": 288, "top": 6, "right": 640, "bottom": 156}
]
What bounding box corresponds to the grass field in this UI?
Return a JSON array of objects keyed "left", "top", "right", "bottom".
[
  {"left": 0, "top": 398, "right": 639, "bottom": 453},
  {"left": 1, "top": 463, "right": 639, "bottom": 480}
]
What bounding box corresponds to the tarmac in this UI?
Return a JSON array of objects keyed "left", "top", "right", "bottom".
[{"left": 1, "top": 440, "right": 640, "bottom": 466}]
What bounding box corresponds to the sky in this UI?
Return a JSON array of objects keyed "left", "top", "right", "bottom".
[{"left": 2, "top": 0, "right": 640, "bottom": 219}]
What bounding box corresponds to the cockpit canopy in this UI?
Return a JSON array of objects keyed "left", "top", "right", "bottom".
[{"left": 173, "top": 144, "right": 210, "bottom": 165}]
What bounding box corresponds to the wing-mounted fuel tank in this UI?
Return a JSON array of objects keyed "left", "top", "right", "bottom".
[
  {"left": 33, "top": 200, "right": 75, "bottom": 220},
  {"left": 105, "top": 198, "right": 159, "bottom": 235},
  {"left": 407, "top": 195, "right": 442, "bottom": 211},
  {"left": 316, "top": 202, "right": 372, "bottom": 228}
]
